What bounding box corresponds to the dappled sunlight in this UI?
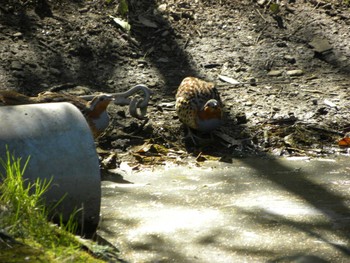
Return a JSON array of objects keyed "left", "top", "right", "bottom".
[
  {"left": 230, "top": 191, "right": 326, "bottom": 222},
  {"left": 99, "top": 157, "right": 350, "bottom": 262},
  {"left": 127, "top": 206, "right": 223, "bottom": 235}
]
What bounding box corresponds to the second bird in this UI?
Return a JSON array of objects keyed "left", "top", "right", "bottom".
[{"left": 175, "top": 77, "right": 223, "bottom": 134}]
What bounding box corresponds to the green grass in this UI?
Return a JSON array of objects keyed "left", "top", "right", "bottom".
[{"left": 0, "top": 149, "right": 108, "bottom": 262}]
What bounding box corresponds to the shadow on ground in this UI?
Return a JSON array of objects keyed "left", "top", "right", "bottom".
[{"left": 100, "top": 157, "right": 350, "bottom": 262}]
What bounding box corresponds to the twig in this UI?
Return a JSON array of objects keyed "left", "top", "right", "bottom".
[
  {"left": 255, "top": 25, "right": 268, "bottom": 44},
  {"left": 48, "top": 83, "right": 77, "bottom": 92},
  {"left": 305, "top": 124, "right": 344, "bottom": 136},
  {"left": 255, "top": 8, "right": 267, "bottom": 23},
  {"left": 38, "top": 40, "right": 59, "bottom": 53},
  {"left": 300, "top": 89, "right": 325, "bottom": 94}
]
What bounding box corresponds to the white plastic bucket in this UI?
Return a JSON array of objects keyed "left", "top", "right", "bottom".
[{"left": 0, "top": 102, "right": 101, "bottom": 234}]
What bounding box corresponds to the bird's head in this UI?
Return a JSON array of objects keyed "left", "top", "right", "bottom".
[
  {"left": 198, "top": 99, "right": 222, "bottom": 120},
  {"left": 86, "top": 94, "right": 114, "bottom": 118}
]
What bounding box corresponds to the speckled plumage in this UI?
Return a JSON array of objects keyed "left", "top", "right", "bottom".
[{"left": 175, "top": 77, "right": 223, "bottom": 132}]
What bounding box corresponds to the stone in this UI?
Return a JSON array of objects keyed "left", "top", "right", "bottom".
[
  {"left": 10, "top": 61, "right": 23, "bottom": 70},
  {"left": 13, "top": 32, "right": 23, "bottom": 38},
  {"left": 284, "top": 55, "right": 296, "bottom": 64},
  {"left": 158, "top": 4, "right": 167, "bottom": 12},
  {"left": 49, "top": 67, "right": 61, "bottom": 76},
  {"left": 276, "top": 42, "right": 287, "bottom": 47},
  {"left": 309, "top": 38, "right": 332, "bottom": 53},
  {"left": 13, "top": 71, "right": 25, "bottom": 78},
  {"left": 286, "top": 69, "right": 304, "bottom": 76},
  {"left": 267, "top": 70, "right": 283, "bottom": 76}
]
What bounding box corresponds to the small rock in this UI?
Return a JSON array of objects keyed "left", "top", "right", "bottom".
[
  {"left": 286, "top": 69, "right": 303, "bottom": 76},
  {"left": 27, "top": 62, "right": 38, "bottom": 68},
  {"left": 284, "top": 55, "right": 296, "bottom": 64},
  {"left": 204, "top": 63, "right": 221, "bottom": 69},
  {"left": 249, "top": 78, "right": 257, "bottom": 86},
  {"left": 10, "top": 61, "right": 23, "bottom": 70},
  {"left": 158, "top": 102, "right": 175, "bottom": 109},
  {"left": 244, "top": 101, "right": 253, "bottom": 106},
  {"left": 309, "top": 37, "right": 332, "bottom": 53},
  {"left": 276, "top": 42, "right": 287, "bottom": 47},
  {"left": 161, "top": 30, "right": 169, "bottom": 37},
  {"left": 13, "top": 71, "right": 25, "bottom": 78},
  {"left": 267, "top": 70, "right": 283, "bottom": 76},
  {"left": 78, "top": 7, "right": 89, "bottom": 13},
  {"left": 49, "top": 67, "right": 61, "bottom": 76},
  {"left": 326, "top": 10, "right": 337, "bottom": 17},
  {"left": 323, "top": 99, "right": 338, "bottom": 109},
  {"left": 147, "top": 81, "right": 157, "bottom": 87},
  {"left": 158, "top": 4, "right": 167, "bottom": 12},
  {"left": 257, "top": 0, "right": 267, "bottom": 6},
  {"left": 157, "top": 57, "right": 169, "bottom": 63},
  {"left": 13, "top": 32, "right": 23, "bottom": 38}
]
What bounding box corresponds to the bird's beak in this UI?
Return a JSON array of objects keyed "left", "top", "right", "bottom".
[{"left": 106, "top": 95, "right": 115, "bottom": 102}]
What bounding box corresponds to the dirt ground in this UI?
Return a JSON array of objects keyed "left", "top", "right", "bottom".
[{"left": 1, "top": 0, "right": 350, "bottom": 168}]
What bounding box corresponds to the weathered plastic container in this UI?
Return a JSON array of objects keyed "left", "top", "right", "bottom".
[{"left": 0, "top": 102, "right": 101, "bottom": 235}]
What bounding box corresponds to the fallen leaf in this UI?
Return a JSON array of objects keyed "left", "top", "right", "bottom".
[
  {"left": 218, "top": 75, "right": 241, "bottom": 85},
  {"left": 213, "top": 131, "right": 242, "bottom": 147},
  {"left": 270, "top": 3, "right": 280, "bottom": 14},
  {"left": 134, "top": 142, "right": 168, "bottom": 155},
  {"left": 135, "top": 143, "right": 152, "bottom": 153},
  {"left": 110, "top": 15, "right": 131, "bottom": 31},
  {"left": 338, "top": 137, "right": 350, "bottom": 147}
]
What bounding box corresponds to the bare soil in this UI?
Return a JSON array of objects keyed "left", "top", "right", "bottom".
[{"left": 1, "top": 0, "right": 350, "bottom": 167}]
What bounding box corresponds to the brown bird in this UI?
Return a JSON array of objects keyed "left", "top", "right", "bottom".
[
  {"left": 80, "top": 94, "right": 114, "bottom": 138},
  {"left": 0, "top": 90, "right": 113, "bottom": 138},
  {"left": 175, "top": 77, "right": 223, "bottom": 142}
]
